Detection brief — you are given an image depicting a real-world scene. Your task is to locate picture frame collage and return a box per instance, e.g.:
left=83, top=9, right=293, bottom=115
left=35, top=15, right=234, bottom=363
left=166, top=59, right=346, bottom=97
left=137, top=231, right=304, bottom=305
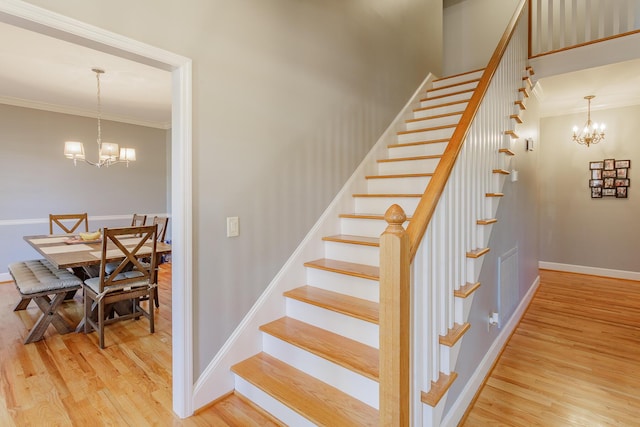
left=589, top=159, right=631, bottom=198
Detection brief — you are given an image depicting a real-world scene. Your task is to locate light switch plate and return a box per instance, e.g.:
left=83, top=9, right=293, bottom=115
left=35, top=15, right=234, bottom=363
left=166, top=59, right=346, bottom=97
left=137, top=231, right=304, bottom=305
left=227, top=216, right=239, bottom=237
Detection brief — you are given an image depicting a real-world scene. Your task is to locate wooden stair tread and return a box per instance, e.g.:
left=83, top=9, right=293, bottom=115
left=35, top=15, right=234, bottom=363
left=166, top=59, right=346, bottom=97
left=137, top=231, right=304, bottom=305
left=477, top=218, right=497, bottom=225
left=454, top=282, right=481, bottom=298
left=232, top=353, right=378, bottom=426
left=405, top=110, right=464, bottom=124
left=420, top=88, right=475, bottom=102
left=514, top=100, right=526, bottom=110
left=413, top=99, right=469, bottom=113
left=339, top=213, right=412, bottom=221
left=439, top=322, right=470, bottom=347
left=365, top=173, right=434, bottom=180
left=397, top=123, right=456, bottom=136
left=352, top=193, right=422, bottom=198
left=504, top=130, right=519, bottom=139
left=388, top=138, right=449, bottom=149
left=526, top=65, right=535, bottom=75
left=466, top=247, right=490, bottom=258
left=322, top=234, right=379, bottom=247
left=427, top=78, right=480, bottom=93
left=433, top=68, right=484, bottom=83
left=499, top=148, right=515, bottom=156
left=522, top=76, right=533, bottom=87
left=377, top=154, right=442, bottom=163
left=492, top=169, right=510, bottom=175
left=510, top=114, right=523, bottom=124
left=304, top=258, right=379, bottom=281
left=486, top=192, right=504, bottom=197
left=518, top=87, right=530, bottom=97
left=421, top=371, right=458, bottom=407
left=284, top=285, right=379, bottom=324
left=260, top=317, right=379, bottom=381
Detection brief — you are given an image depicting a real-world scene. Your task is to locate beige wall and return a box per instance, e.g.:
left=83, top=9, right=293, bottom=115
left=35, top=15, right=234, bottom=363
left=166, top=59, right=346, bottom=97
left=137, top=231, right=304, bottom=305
left=0, top=104, right=168, bottom=270
left=19, top=0, right=443, bottom=376
left=443, top=0, right=520, bottom=75
left=540, top=104, right=640, bottom=272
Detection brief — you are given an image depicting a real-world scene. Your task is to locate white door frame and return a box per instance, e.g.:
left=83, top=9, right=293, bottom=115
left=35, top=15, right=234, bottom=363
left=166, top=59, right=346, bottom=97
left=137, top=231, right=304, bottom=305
left=0, top=0, right=194, bottom=418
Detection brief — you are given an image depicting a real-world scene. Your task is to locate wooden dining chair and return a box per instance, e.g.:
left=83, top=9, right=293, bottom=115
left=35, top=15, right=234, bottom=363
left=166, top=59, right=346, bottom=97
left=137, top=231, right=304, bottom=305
left=82, top=225, right=158, bottom=349
left=131, top=213, right=147, bottom=227
left=152, top=216, right=168, bottom=243
left=49, top=213, right=89, bottom=234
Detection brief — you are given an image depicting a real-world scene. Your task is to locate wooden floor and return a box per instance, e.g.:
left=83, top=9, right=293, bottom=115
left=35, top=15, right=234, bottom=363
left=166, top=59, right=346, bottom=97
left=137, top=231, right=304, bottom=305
left=461, top=269, right=640, bottom=426
left=0, top=263, right=281, bottom=426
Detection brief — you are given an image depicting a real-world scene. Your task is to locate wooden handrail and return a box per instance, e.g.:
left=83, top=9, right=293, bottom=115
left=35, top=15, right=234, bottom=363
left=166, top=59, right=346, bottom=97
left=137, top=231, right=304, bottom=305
left=405, top=0, right=528, bottom=261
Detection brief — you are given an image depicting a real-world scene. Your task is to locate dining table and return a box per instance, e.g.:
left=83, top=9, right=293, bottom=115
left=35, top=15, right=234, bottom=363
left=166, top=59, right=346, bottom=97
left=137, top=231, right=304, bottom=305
left=24, top=234, right=171, bottom=280
left=23, top=233, right=171, bottom=332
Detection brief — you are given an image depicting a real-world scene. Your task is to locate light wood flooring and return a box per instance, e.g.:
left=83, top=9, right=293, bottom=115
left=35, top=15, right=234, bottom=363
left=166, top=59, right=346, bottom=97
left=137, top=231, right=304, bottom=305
left=0, top=263, right=281, bottom=426
left=461, top=269, right=640, bottom=426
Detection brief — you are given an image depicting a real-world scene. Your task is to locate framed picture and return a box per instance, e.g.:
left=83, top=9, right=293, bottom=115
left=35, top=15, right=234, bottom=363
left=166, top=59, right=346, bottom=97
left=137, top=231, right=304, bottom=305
left=590, top=161, right=604, bottom=170
left=616, top=186, right=628, bottom=198
left=589, top=179, right=603, bottom=188
left=617, top=168, right=628, bottom=178
left=604, top=177, right=615, bottom=188
left=615, top=160, right=631, bottom=169
left=604, top=159, right=615, bottom=170
left=615, top=178, right=630, bottom=187
left=591, top=187, right=603, bottom=198
left=591, top=169, right=602, bottom=179
left=603, top=170, right=617, bottom=178
left=603, top=188, right=616, bottom=197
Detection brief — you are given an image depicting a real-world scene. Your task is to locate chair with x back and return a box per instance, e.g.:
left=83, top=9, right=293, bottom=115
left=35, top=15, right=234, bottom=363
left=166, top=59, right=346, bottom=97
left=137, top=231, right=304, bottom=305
left=131, top=213, right=147, bottom=227
left=49, top=213, right=89, bottom=234
left=82, top=224, right=158, bottom=349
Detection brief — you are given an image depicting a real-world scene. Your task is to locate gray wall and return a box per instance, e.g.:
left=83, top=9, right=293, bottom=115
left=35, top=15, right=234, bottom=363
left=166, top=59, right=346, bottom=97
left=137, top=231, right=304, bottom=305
left=540, top=104, right=640, bottom=271
left=443, top=0, right=520, bottom=75
left=0, top=104, right=168, bottom=268
left=446, top=93, right=541, bottom=411
left=20, top=0, right=444, bottom=376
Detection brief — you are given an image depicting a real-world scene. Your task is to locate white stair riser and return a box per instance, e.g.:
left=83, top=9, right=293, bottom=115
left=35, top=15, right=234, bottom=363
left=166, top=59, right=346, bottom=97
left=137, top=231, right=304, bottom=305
left=367, top=176, right=431, bottom=194
left=426, top=81, right=478, bottom=97
left=477, top=223, right=494, bottom=250
left=262, top=334, right=379, bottom=409
left=466, top=256, right=487, bottom=284
left=413, top=102, right=468, bottom=120
left=378, top=157, right=440, bottom=174
left=404, top=114, right=462, bottom=131
left=439, top=339, right=462, bottom=375
left=324, top=241, right=379, bottom=266
left=420, top=92, right=472, bottom=108
left=340, top=217, right=406, bottom=239
left=388, top=141, right=448, bottom=158
left=421, top=398, right=448, bottom=427
left=455, top=293, right=477, bottom=325
left=397, top=127, right=455, bottom=144
left=286, top=298, right=379, bottom=348
left=306, top=267, right=379, bottom=302
left=235, top=377, right=315, bottom=427
left=354, top=197, right=420, bottom=216
left=432, top=70, right=484, bottom=88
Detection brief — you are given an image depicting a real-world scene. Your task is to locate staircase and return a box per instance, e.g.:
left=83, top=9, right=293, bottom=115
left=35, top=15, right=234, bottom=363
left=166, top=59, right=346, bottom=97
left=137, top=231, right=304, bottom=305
left=213, top=69, right=504, bottom=425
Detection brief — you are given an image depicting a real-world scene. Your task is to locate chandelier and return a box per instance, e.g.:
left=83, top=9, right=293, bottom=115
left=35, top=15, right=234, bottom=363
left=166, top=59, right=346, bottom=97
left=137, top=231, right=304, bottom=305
left=64, top=68, right=136, bottom=167
left=572, top=95, right=605, bottom=147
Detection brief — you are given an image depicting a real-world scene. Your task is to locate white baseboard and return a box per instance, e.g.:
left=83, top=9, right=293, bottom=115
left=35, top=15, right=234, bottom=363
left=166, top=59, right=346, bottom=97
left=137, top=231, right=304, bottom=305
left=539, top=261, right=640, bottom=281
left=441, top=275, right=540, bottom=427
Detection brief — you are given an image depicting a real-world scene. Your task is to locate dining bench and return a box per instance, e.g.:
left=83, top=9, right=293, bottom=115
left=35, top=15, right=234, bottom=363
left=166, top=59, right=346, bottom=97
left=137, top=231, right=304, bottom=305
left=8, top=259, right=82, bottom=344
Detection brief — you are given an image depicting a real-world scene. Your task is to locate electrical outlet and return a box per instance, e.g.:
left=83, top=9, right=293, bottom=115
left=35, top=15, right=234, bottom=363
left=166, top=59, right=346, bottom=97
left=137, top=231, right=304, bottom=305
left=227, top=217, right=239, bottom=237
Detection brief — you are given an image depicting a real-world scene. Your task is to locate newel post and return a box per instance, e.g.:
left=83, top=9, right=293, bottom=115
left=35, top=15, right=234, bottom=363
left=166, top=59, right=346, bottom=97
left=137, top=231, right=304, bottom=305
left=379, top=204, right=410, bottom=426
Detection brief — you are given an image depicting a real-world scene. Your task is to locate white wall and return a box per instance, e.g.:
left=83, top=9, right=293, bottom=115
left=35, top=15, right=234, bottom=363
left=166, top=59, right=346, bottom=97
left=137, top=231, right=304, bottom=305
left=18, top=0, right=444, bottom=376
left=443, top=0, right=520, bottom=75
left=0, top=103, right=169, bottom=270
left=539, top=104, right=640, bottom=273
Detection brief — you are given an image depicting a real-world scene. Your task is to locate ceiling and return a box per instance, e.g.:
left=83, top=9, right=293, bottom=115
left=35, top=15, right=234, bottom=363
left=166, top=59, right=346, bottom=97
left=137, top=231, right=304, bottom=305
left=0, top=21, right=172, bottom=129
left=1, top=20, right=640, bottom=130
